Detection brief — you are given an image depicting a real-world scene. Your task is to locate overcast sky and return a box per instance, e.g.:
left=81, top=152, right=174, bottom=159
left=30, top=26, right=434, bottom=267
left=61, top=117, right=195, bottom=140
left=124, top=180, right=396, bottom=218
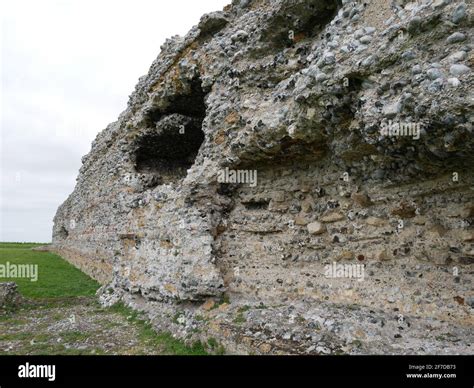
left=0, top=0, right=230, bottom=243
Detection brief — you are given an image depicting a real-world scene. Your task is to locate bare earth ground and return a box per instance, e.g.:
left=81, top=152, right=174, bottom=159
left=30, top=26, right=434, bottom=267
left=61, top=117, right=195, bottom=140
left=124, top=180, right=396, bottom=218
left=0, top=297, right=163, bottom=355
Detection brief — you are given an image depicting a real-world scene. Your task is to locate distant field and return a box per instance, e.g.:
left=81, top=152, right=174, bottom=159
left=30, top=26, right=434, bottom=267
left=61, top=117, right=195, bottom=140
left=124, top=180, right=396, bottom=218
left=0, top=242, right=99, bottom=298
left=0, top=242, right=47, bottom=249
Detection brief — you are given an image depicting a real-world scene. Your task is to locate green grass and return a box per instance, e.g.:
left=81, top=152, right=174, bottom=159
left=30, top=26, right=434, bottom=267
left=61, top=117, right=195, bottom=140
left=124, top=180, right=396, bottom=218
left=233, top=305, right=250, bottom=325
left=109, top=303, right=208, bottom=355
left=59, top=331, right=90, bottom=342
left=207, top=337, right=225, bottom=355
left=233, top=311, right=246, bottom=325
left=0, top=242, right=99, bottom=298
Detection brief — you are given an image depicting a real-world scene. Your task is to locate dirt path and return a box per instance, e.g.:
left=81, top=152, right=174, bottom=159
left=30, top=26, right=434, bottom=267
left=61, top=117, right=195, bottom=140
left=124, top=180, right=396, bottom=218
left=0, top=297, right=164, bottom=355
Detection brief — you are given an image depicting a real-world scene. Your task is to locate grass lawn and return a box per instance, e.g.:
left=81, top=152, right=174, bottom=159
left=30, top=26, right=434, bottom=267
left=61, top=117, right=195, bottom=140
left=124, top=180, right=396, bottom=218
left=0, top=242, right=100, bottom=298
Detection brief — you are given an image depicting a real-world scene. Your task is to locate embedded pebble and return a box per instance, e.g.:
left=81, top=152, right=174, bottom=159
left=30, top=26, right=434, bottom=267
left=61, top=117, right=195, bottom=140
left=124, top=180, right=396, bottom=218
left=447, top=32, right=466, bottom=44
left=450, top=64, right=470, bottom=76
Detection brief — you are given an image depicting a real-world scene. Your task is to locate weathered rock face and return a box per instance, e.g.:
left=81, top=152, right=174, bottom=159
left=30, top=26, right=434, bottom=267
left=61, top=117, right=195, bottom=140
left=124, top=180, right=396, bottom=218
left=0, top=283, right=21, bottom=309
left=52, top=0, right=474, bottom=354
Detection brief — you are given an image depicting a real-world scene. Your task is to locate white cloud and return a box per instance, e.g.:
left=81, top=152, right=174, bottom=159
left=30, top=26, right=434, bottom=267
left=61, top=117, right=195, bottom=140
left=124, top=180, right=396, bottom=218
left=1, top=0, right=230, bottom=242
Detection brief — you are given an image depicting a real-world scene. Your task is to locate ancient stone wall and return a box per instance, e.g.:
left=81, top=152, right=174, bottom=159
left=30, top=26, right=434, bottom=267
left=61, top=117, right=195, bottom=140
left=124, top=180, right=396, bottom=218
left=53, top=0, right=473, bottom=354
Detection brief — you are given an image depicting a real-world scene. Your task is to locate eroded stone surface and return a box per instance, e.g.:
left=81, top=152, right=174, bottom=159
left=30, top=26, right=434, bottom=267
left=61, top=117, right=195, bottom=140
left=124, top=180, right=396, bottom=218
left=52, top=0, right=474, bottom=354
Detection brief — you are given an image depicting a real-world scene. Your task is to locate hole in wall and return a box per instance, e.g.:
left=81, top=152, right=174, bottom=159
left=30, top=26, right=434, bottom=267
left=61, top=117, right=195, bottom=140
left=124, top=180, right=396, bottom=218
left=133, top=78, right=207, bottom=186
left=242, top=200, right=270, bottom=211
left=134, top=115, right=205, bottom=183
